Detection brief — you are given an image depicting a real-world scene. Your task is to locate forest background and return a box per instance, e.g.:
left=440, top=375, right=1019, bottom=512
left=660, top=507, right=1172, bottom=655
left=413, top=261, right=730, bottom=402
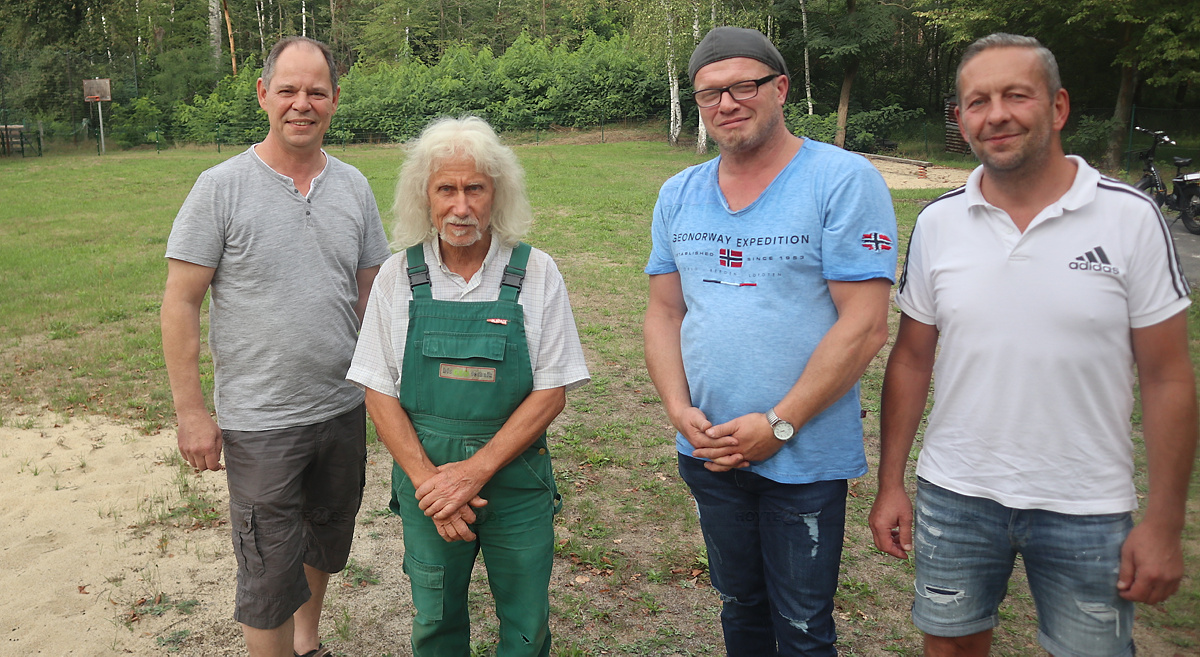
left=2, top=0, right=1198, bottom=166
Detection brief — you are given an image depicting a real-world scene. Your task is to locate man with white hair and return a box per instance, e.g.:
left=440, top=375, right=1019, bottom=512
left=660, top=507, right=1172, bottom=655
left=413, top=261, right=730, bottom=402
left=347, top=116, right=589, bottom=656
left=162, top=36, right=390, bottom=657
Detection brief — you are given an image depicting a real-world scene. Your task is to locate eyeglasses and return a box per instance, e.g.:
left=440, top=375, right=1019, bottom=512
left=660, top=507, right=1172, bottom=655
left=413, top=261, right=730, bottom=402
left=692, top=74, right=781, bottom=108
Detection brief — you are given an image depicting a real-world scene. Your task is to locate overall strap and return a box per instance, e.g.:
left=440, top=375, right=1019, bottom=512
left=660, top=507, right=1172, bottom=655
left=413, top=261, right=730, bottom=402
left=406, top=244, right=432, bottom=299
left=499, top=242, right=531, bottom=303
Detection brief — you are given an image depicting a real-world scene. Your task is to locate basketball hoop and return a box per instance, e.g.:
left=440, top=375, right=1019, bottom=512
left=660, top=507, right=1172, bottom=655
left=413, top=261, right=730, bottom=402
left=85, top=95, right=101, bottom=103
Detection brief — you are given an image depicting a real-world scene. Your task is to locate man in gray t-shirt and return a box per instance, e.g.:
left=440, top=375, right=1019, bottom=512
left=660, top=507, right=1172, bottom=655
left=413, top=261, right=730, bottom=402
left=161, top=37, right=390, bottom=657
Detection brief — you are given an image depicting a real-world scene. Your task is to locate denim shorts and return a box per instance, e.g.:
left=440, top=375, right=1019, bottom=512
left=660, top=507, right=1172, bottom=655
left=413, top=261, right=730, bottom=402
left=911, top=478, right=1134, bottom=657
left=222, top=404, right=367, bottom=629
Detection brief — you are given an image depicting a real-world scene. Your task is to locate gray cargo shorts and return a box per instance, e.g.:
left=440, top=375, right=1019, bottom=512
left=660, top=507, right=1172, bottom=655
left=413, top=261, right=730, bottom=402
left=222, top=404, right=367, bottom=629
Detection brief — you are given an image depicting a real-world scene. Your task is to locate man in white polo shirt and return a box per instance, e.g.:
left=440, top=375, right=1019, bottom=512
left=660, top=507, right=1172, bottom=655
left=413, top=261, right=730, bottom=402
left=869, top=33, right=1196, bottom=656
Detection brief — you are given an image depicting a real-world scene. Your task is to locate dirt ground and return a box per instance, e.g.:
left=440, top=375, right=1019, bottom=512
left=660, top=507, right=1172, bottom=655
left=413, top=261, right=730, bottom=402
left=0, top=160, right=973, bottom=657
left=0, top=412, right=725, bottom=656
left=17, top=158, right=1191, bottom=657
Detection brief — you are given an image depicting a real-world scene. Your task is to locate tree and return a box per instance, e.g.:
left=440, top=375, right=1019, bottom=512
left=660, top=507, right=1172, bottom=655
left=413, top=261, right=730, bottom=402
left=782, top=0, right=899, bottom=148
left=915, top=0, right=1200, bottom=168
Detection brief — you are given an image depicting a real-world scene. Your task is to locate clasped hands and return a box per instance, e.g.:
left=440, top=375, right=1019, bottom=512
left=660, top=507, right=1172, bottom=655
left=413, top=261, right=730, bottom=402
left=413, top=461, right=489, bottom=543
left=675, top=406, right=785, bottom=472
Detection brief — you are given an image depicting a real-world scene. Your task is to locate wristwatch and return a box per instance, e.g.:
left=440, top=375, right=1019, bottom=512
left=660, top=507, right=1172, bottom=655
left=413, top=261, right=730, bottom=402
left=766, top=408, right=795, bottom=442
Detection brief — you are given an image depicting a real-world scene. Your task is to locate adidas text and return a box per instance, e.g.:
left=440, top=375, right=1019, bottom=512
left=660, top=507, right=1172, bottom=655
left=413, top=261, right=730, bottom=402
left=1068, top=261, right=1120, bottom=274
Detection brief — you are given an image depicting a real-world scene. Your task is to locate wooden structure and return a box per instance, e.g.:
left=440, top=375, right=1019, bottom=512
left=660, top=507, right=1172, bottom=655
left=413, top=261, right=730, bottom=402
left=1, top=124, right=25, bottom=156
left=944, top=97, right=971, bottom=154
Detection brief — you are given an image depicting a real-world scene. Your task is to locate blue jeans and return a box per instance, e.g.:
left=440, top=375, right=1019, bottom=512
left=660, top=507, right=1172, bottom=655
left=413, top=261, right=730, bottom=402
left=912, top=478, right=1134, bottom=657
left=678, top=454, right=847, bottom=656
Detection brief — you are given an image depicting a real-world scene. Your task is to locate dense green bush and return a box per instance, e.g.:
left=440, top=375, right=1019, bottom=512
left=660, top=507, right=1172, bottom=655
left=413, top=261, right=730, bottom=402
left=172, top=59, right=265, bottom=143
left=785, top=104, right=924, bottom=152
left=109, top=97, right=164, bottom=147
left=1064, top=115, right=1121, bottom=162
left=173, top=33, right=668, bottom=144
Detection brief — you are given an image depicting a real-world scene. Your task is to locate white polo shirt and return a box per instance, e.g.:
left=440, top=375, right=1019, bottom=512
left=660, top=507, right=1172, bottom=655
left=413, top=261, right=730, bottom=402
left=897, top=156, right=1190, bottom=515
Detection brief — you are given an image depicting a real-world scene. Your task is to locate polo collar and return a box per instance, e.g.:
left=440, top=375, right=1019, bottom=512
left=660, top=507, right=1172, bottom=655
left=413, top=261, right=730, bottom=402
left=964, top=155, right=1099, bottom=219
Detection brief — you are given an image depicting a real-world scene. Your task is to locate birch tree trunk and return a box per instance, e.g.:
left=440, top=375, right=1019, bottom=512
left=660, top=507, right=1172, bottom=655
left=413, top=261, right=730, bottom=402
left=800, top=0, right=814, bottom=114
left=302, top=0, right=308, bottom=37
left=329, top=0, right=336, bottom=50
left=666, top=10, right=681, bottom=146
left=209, top=0, right=222, bottom=66
left=256, top=0, right=267, bottom=60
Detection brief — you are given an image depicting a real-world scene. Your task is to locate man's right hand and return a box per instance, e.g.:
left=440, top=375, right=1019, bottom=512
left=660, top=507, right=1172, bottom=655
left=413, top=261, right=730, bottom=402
left=177, top=411, right=224, bottom=471
left=673, top=406, right=715, bottom=449
left=433, top=506, right=483, bottom=543
left=869, top=486, right=914, bottom=559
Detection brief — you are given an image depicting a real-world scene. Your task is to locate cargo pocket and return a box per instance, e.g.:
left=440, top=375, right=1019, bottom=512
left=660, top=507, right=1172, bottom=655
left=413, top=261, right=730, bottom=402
left=230, top=500, right=266, bottom=578
left=403, top=553, right=445, bottom=622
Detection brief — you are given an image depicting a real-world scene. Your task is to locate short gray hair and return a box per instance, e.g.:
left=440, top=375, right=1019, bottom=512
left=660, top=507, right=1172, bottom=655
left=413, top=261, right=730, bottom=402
left=392, top=116, right=534, bottom=249
left=262, top=37, right=338, bottom=90
left=955, top=33, right=1060, bottom=102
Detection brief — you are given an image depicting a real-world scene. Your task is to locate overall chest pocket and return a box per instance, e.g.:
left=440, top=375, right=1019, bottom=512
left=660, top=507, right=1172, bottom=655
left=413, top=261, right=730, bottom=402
left=409, top=330, right=531, bottom=421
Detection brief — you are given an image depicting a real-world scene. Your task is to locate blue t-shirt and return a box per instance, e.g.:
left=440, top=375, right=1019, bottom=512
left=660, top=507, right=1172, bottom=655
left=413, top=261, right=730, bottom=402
left=645, top=139, right=898, bottom=483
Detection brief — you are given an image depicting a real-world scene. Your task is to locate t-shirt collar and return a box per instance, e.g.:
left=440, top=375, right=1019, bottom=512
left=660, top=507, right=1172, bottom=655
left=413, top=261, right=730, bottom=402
left=248, top=144, right=329, bottom=196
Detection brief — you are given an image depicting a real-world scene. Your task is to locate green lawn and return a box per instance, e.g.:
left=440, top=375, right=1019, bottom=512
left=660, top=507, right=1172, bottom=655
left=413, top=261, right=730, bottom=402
left=1, top=140, right=1197, bottom=654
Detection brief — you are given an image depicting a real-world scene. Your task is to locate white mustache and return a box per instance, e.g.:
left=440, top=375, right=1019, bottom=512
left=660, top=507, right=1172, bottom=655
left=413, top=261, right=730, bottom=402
left=444, top=216, right=479, bottom=228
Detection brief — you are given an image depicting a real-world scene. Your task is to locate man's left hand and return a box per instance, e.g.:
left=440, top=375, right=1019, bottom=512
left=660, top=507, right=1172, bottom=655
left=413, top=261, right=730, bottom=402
left=693, top=413, right=785, bottom=471
left=415, top=461, right=489, bottom=521
left=1117, top=520, right=1184, bottom=604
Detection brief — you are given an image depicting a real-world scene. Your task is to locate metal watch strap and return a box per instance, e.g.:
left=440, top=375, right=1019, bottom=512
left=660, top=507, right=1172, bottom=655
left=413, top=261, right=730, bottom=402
left=766, top=407, right=794, bottom=441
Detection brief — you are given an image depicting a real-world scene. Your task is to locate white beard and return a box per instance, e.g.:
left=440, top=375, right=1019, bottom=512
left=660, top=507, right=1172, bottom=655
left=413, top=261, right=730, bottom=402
left=439, top=215, right=483, bottom=247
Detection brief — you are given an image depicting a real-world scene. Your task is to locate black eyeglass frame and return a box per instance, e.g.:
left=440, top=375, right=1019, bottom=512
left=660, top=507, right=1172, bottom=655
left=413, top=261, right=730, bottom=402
left=691, top=74, right=781, bottom=108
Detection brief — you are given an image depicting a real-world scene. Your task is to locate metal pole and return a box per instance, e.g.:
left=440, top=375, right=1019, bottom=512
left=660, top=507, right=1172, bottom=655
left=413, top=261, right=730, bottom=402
left=97, top=100, right=106, bottom=155
left=1125, top=105, right=1136, bottom=174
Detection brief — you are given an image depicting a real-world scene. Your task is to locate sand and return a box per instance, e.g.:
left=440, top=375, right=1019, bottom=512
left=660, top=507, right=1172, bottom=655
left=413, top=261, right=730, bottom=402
left=0, top=415, right=235, bottom=654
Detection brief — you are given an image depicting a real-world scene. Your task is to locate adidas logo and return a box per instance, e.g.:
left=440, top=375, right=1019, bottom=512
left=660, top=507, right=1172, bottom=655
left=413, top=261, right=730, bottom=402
left=1068, top=246, right=1121, bottom=274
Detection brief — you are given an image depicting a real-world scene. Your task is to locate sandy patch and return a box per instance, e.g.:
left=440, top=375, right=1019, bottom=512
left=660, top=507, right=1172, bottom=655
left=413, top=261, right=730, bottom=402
left=0, top=415, right=232, bottom=654
left=867, top=156, right=972, bottom=190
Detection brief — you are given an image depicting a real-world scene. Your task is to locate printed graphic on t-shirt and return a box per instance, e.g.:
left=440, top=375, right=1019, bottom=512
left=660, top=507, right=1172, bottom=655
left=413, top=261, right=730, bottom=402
left=672, top=230, right=812, bottom=285
left=861, top=232, right=893, bottom=251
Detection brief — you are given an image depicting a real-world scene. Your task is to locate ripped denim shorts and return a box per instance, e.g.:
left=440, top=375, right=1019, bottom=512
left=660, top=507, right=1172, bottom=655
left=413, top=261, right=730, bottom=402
left=911, top=477, right=1134, bottom=657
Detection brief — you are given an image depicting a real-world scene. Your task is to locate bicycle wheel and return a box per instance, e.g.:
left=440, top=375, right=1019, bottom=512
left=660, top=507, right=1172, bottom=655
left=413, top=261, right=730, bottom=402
left=1180, top=187, right=1200, bottom=235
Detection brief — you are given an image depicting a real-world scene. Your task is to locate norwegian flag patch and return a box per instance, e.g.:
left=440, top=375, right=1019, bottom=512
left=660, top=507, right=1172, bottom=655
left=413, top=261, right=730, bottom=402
left=861, top=232, right=893, bottom=251
left=719, top=248, right=743, bottom=267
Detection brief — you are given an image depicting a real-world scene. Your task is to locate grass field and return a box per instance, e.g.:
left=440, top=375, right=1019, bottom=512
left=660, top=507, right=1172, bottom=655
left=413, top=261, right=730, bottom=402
left=1, top=138, right=1198, bottom=655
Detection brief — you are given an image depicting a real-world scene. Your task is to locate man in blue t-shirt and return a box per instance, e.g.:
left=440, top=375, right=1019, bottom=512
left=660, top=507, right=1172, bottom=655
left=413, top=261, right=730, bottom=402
left=644, top=27, right=897, bottom=655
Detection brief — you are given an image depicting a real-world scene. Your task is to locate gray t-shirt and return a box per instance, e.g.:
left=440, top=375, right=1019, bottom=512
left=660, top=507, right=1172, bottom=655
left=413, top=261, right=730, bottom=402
left=166, top=147, right=392, bottom=431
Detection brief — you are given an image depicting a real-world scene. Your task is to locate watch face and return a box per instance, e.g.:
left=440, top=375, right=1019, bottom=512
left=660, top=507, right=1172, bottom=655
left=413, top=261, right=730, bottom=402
left=773, top=421, right=794, bottom=441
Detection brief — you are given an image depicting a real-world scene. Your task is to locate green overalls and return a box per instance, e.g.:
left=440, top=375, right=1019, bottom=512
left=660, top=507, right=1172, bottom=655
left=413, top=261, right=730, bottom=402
left=393, top=242, right=559, bottom=657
